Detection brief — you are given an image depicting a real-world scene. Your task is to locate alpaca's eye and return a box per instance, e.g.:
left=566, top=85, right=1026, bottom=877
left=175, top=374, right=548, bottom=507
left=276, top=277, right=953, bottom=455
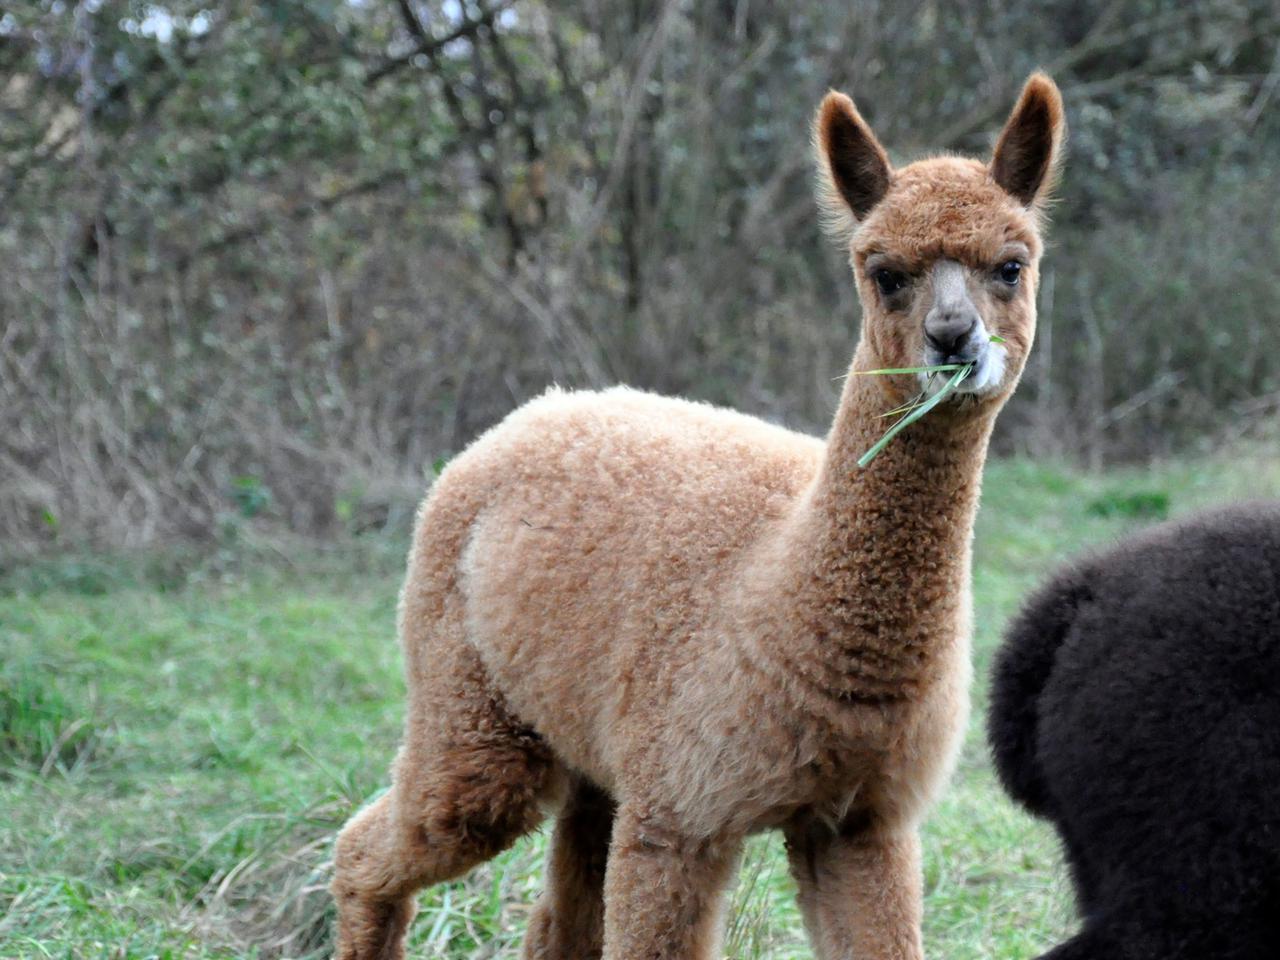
left=873, top=268, right=908, bottom=297
left=998, top=261, right=1022, bottom=285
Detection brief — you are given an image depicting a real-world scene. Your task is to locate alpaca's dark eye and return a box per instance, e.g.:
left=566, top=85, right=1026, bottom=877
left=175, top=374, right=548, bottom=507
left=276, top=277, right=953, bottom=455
left=998, top=261, right=1022, bottom=285
left=873, top=268, right=908, bottom=297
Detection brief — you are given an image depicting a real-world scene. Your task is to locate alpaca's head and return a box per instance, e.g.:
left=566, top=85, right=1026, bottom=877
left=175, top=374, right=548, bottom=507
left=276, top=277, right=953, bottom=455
left=816, top=73, right=1065, bottom=405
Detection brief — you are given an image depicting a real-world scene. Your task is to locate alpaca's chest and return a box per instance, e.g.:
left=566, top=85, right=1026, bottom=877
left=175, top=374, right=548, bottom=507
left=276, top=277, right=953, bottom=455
left=656, top=635, right=971, bottom=838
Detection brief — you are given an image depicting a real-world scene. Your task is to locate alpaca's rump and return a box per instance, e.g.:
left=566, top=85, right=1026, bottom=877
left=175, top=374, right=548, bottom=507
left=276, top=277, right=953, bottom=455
left=988, top=568, right=1092, bottom=817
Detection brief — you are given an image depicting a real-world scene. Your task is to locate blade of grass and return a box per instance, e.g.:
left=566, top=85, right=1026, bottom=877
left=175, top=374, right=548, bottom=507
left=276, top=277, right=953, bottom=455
left=857, top=363, right=973, bottom=468
left=872, top=369, right=948, bottom=425
left=836, top=334, right=1004, bottom=380
left=833, top=362, right=966, bottom=383
left=854, top=364, right=967, bottom=376
left=879, top=391, right=930, bottom=419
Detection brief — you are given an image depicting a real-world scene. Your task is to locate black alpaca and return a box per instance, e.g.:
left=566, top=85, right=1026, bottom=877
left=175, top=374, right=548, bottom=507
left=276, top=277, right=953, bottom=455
left=989, top=502, right=1280, bottom=960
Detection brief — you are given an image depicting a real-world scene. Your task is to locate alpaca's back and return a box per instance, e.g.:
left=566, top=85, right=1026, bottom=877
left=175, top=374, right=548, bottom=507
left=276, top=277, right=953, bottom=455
left=990, top=503, right=1280, bottom=956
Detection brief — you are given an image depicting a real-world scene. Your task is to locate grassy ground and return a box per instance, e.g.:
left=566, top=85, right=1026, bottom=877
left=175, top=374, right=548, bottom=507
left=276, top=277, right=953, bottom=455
left=4, top=451, right=1279, bottom=959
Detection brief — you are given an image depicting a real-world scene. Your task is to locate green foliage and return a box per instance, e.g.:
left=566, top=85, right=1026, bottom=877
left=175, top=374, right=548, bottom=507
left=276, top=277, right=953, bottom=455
left=229, top=475, right=273, bottom=519
left=0, top=557, right=128, bottom=598
left=0, top=663, right=103, bottom=775
left=1086, top=490, right=1171, bottom=519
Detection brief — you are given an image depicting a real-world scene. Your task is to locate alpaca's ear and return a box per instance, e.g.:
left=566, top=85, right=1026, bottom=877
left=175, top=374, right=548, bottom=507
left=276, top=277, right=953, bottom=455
left=814, top=91, right=892, bottom=230
left=991, top=72, right=1066, bottom=208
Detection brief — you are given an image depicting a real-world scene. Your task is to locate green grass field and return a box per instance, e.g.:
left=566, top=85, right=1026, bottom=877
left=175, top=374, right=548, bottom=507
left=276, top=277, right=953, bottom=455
left=4, top=453, right=1279, bottom=959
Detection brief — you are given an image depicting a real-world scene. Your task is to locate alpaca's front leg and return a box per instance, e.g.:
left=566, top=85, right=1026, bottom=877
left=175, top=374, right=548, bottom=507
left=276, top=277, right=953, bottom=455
left=784, top=816, right=923, bottom=960
left=601, top=806, right=742, bottom=960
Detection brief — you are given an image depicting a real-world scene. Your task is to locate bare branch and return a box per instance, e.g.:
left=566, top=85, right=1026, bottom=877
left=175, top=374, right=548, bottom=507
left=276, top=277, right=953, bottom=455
left=365, top=1, right=516, bottom=85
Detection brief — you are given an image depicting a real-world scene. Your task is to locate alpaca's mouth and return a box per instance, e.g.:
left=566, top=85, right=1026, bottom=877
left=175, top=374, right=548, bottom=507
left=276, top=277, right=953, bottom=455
left=955, top=343, right=1008, bottom=395
left=920, top=340, right=1008, bottom=399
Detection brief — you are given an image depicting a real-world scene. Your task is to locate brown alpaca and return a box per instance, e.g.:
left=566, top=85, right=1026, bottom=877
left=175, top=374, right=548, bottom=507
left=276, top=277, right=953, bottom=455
left=331, top=73, right=1065, bottom=960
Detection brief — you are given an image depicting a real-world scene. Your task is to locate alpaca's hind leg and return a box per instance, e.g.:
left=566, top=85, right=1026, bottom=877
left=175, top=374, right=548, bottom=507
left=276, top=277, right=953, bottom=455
left=600, top=804, right=742, bottom=960
left=330, top=790, right=426, bottom=959
left=331, top=641, right=554, bottom=960
left=784, top=814, right=922, bottom=960
left=522, top=779, right=615, bottom=960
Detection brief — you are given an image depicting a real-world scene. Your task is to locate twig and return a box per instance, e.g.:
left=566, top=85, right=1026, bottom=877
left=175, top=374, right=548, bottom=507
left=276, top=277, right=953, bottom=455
left=365, top=2, right=516, bottom=85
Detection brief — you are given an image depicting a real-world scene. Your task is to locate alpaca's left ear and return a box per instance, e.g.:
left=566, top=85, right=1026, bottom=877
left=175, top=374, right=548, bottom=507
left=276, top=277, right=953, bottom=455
left=991, top=72, right=1066, bottom=208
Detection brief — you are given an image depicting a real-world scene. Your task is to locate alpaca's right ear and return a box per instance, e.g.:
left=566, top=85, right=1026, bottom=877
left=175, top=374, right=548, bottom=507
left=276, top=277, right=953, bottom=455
left=814, top=91, right=892, bottom=233
left=991, top=72, right=1066, bottom=208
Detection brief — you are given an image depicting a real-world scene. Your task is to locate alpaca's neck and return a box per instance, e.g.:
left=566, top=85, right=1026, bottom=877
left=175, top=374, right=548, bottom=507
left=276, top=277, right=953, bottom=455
left=767, top=343, right=997, bottom=700
left=814, top=345, right=996, bottom=561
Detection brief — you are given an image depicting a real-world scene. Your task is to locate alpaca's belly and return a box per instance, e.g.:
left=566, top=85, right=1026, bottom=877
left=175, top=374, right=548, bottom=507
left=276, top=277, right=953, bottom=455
left=657, top=711, right=908, bottom=838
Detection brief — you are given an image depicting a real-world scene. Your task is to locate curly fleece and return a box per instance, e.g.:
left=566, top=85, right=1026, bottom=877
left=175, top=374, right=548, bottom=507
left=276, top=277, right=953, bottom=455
left=990, top=502, right=1280, bottom=960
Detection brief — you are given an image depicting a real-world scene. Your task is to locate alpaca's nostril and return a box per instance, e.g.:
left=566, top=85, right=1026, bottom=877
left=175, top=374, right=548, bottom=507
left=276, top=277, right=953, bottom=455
left=924, top=330, right=953, bottom=353
left=925, top=314, right=979, bottom=356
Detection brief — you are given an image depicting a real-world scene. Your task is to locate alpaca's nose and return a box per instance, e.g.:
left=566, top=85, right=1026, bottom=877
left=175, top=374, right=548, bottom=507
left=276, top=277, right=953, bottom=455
left=925, top=311, right=979, bottom=356
left=925, top=259, right=982, bottom=358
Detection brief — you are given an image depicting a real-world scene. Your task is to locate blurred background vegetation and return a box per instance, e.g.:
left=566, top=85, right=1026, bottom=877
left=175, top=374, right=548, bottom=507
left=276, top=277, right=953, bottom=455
left=3, top=0, right=1279, bottom=552
left=4, top=4, right=1280, bottom=957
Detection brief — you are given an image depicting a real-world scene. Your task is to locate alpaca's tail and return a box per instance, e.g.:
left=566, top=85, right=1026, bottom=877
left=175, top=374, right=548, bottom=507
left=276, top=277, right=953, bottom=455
left=987, top=567, right=1092, bottom=818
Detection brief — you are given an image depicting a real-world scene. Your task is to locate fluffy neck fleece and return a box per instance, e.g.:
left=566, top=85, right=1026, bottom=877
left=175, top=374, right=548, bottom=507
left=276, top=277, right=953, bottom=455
left=769, top=343, right=997, bottom=704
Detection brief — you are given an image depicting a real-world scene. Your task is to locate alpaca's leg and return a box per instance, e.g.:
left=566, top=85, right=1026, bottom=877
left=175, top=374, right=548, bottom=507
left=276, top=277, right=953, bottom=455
left=600, top=805, right=742, bottom=960
left=331, top=639, right=554, bottom=960
left=784, top=815, right=923, bottom=960
left=522, top=780, right=615, bottom=960
left=330, top=790, right=423, bottom=960
left=784, top=818, right=832, bottom=956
